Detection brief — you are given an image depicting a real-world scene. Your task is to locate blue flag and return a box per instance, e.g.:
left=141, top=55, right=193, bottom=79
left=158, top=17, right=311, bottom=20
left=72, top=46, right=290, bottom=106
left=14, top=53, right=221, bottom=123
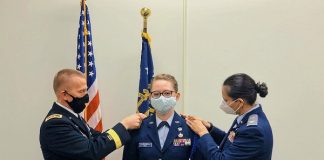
left=137, top=33, right=154, bottom=115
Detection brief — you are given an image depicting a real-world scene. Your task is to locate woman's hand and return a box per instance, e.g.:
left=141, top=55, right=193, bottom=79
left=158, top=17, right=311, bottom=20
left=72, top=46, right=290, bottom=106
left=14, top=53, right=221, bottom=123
left=181, top=113, right=211, bottom=129
left=185, top=118, right=209, bottom=137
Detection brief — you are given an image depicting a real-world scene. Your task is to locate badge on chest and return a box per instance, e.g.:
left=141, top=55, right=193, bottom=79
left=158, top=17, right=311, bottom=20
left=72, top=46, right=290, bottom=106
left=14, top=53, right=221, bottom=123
left=228, top=131, right=236, bottom=143
left=173, top=138, right=191, bottom=146
left=138, top=142, right=153, bottom=148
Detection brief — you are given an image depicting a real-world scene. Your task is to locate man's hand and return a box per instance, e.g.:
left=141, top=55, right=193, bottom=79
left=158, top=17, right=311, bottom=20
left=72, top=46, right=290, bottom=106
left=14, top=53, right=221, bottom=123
left=121, top=113, right=147, bottom=130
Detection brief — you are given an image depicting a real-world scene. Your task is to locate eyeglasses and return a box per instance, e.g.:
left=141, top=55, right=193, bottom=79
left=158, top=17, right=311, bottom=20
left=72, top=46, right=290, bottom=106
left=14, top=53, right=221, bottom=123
left=150, top=90, right=176, bottom=99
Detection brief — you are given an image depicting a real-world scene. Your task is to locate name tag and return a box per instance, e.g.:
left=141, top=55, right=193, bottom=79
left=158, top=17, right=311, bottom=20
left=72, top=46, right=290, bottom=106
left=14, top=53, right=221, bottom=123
left=138, top=142, right=152, bottom=148
left=173, top=138, right=191, bottom=146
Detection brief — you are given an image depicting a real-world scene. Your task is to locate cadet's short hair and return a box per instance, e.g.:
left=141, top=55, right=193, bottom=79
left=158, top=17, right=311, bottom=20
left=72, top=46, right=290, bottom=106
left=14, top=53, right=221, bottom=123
left=53, top=69, right=84, bottom=94
left=151, top=74, right=178, bottom=92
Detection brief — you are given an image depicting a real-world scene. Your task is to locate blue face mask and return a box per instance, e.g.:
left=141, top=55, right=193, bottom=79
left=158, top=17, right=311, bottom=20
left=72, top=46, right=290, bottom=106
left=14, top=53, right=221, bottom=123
left=150, top=96, right=176, bottom=115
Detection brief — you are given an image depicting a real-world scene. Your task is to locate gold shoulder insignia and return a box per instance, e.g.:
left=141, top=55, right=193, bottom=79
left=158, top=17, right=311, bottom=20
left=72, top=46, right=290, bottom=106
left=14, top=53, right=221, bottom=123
left=45, top=114, right=62, bottom=122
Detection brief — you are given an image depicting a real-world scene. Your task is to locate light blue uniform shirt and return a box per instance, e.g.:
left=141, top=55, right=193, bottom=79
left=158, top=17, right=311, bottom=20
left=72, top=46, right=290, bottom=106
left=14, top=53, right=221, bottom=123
left=156, top=112, right=174, bottom=149
left=237, top=103, right=260, bottom=124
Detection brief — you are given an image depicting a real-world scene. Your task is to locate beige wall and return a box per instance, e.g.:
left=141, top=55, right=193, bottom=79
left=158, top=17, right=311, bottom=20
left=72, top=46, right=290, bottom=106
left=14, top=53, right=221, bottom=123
left=0, top=0, right=323, bottom=159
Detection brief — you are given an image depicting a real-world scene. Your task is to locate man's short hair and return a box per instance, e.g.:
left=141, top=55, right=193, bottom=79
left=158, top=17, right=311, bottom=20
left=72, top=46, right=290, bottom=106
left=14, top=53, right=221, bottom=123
left=53, top=69, right=84, bottom=94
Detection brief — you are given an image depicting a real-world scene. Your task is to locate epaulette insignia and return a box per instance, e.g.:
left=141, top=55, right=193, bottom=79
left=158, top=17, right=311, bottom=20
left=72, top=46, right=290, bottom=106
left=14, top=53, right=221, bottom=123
left=45, top=114, right=62, bottom=122
left=247, top=114, right=258, bottom=126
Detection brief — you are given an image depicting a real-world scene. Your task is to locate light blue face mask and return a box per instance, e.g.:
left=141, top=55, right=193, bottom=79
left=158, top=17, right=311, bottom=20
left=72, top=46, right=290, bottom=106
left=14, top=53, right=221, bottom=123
left=150, top=96, right=176, bottom=115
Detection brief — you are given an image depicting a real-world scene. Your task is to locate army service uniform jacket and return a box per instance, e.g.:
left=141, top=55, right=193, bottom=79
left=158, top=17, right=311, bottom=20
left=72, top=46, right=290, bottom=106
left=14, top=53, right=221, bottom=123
left=40, top=102, right=130, bottom=160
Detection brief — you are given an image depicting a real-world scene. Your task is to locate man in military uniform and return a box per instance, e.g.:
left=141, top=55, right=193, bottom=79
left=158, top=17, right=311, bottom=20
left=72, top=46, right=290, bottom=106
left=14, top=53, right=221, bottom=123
left=40, top=69, right=146, bottom=160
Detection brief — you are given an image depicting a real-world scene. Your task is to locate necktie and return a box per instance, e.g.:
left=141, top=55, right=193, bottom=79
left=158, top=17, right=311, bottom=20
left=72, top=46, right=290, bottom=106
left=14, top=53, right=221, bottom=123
left=78, top=115, right=84, bottom=123
left=78, top=115, right=88, bottom=131
left=157, top=121, right=170, bottom=148
left=157, top=121, right=170, bottom=130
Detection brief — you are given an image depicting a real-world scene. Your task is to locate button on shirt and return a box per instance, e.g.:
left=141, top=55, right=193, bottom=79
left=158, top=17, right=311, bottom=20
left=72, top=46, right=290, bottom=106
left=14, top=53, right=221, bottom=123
left=156, top=113, right=174, bottom=149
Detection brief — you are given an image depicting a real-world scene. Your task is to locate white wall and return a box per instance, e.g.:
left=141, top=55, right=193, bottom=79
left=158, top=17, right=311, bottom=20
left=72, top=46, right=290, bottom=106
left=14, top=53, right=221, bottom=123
left=185, top=0, right=324, bottom=159
left=0, top=0, right=323, bottom=159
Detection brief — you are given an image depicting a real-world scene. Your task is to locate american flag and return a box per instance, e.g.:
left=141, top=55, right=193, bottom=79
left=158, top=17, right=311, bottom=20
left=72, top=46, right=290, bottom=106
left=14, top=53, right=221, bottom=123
left=76, top=0, right=103, bottom=132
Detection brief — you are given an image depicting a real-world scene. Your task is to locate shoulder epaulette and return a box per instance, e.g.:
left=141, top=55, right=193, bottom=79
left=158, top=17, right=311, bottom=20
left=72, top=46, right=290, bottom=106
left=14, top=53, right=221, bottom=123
left=247, top=114, right=258, bottom=126
left=45, top=114, right=62, bottom=122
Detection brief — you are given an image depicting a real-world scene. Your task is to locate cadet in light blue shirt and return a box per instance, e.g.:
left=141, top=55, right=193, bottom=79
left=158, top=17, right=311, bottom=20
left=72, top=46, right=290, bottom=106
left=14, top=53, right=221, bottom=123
left=123, top=74, right=201, bottom=160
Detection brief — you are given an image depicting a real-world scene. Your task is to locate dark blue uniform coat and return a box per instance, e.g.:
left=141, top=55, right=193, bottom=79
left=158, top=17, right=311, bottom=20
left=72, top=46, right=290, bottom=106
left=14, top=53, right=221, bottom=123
left=40, top=103, right=130, bottom=160
left=123, top=112, right=202, bottom=160
left=197, top=106, right=273, bottom=160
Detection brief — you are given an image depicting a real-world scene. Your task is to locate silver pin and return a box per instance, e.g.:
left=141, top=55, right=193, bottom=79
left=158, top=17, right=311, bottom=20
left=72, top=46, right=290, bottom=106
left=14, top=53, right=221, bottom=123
left=178, top=127, right=183, bottom=132
left=175, top=121, right=180, bottom=124
left=149, top=121, right=154, bottom=125
left=178, top=133, right=183, bottom=138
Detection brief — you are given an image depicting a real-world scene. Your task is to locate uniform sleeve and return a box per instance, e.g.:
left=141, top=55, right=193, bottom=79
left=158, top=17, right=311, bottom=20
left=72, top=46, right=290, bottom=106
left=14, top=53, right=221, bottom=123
left=43, top=118, right=130, bottom=160
left=122, top=130, right=139, bottom=160
left=89, top=127, right=101, bottom=138
left=209, top=126, right=227, bottom=146
left=197, top=127, right=264, bottom=160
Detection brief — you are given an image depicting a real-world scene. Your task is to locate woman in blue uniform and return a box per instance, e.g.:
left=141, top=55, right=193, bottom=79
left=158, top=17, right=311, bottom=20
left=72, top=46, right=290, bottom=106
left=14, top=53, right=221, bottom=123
left=186, top=73, right=273, bottom=160
left=123, top=74, right=199, bottom=160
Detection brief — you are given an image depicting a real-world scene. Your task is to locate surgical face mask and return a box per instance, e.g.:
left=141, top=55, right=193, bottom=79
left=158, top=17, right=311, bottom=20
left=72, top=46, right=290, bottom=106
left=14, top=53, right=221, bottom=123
left=65, top=91, right=89, bottom=113
left=150, top=96, right=176, bottom=115
left=219, top=98, right=242, bottom=115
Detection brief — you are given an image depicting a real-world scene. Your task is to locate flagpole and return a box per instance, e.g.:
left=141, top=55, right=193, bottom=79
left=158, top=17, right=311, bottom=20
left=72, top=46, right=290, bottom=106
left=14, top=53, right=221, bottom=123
left=139, top=7, right=153, bottom=116
left=141, top=7, right=151, bottom=33
left=83, top=0, right=89, bottom=121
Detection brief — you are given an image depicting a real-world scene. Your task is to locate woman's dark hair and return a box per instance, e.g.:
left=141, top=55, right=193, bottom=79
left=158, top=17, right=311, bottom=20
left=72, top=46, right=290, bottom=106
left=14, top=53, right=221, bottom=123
left=223, top=73, right=268, bottom=105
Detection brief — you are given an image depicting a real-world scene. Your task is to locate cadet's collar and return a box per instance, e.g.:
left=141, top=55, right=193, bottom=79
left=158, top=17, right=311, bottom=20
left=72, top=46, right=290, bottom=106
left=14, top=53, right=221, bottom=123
left=55, top=101, right=79, bottom=118
left=236, top=103, right=260, bottom=124
left=156, top=111, right=174, bottom=127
